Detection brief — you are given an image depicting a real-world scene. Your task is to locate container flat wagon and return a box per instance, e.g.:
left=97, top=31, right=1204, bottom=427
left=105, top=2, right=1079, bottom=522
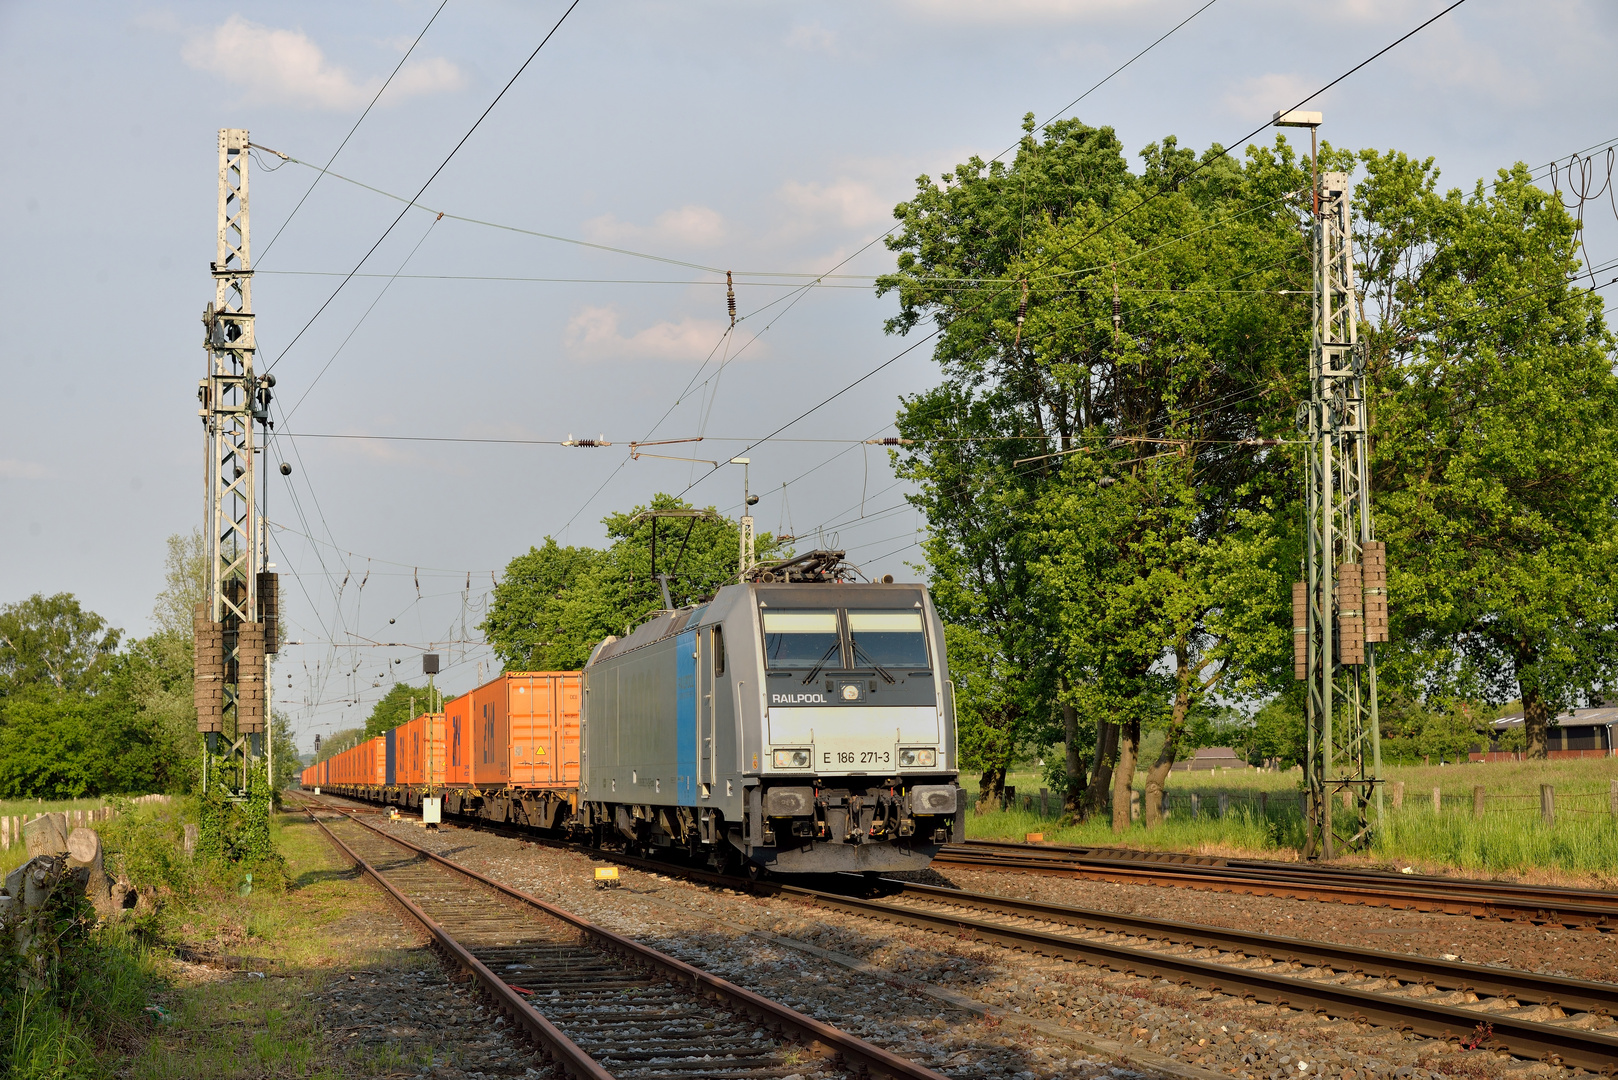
left=304, top=559, right=965, bottom=875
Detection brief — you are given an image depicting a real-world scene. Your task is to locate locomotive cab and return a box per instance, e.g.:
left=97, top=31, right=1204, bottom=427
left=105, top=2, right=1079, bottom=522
left=580, top=553, right=964, bottom=874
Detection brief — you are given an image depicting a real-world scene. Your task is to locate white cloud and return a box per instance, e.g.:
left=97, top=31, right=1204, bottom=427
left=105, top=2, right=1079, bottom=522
left=0, top=459, right=50, bottom=480
left=564, top=306, right=738, bottom=363
left=1221, top=72, right=1317, bottom=124
left=582, top=205, right=727, bottom=249
left=181, top=16, right=464, bottom=111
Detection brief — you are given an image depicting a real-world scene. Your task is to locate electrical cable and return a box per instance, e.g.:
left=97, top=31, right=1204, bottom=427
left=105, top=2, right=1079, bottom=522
left=263, top=0, right=584, bottom=376
left=255, top=0, right=451, bottom=264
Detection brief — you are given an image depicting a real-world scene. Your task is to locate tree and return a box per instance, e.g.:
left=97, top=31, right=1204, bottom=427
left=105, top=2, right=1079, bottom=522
left=0, top=690, right=164, bottom=798
left=1359, top=153, right=1618, bottom=759
left=364, top=681, right=445, bottom=739
left=482, top=496, right=779, bottom=672
left=0, top=593, right=122, bottom=696
left=152, top=529, right=208, bottom=639
left=882, top=119, right=1313, bottom=827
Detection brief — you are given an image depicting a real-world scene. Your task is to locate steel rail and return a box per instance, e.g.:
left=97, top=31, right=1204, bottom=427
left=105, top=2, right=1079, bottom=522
left=780, top=886, right=1618, bottom=1072
left=303, top=794, right=1618, bottom=1071
left=936, top=841, right=1618, bottom=928
left=301, top=804, right=614, bottom=1080
left=884, top=879, right=1618, bottom=1016
left=303, top=798, right=952, bottom=1080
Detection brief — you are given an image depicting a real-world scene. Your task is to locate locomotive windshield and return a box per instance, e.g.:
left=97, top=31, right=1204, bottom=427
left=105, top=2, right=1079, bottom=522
left=762, top=610, right=841, bottom=669
left=847, top=610, right=929, bottom=668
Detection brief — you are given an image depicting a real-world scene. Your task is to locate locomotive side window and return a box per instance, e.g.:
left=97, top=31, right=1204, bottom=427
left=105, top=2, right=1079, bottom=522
left=847, top=610, right=929, bottom=668
left=762, top=610, right=841, bottom=669
left=712, top=625, right=726, bottom=675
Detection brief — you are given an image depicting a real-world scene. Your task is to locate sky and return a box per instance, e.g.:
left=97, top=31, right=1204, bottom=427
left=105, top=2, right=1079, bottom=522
left=3, top=0, right=1616, bottom=749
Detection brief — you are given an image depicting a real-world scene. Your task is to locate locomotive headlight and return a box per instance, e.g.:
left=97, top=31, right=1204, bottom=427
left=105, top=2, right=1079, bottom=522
left=899, top=748, right=936, bottom=768
left=774, top=749, right=812, bottom=769
left=840, top=683, right=861, bottom=701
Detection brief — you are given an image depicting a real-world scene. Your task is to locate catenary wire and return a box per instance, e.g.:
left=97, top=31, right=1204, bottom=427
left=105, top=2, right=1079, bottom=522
left=262, top=0, right=584, bottom=376
left=255, top=0, right=451, bottom=264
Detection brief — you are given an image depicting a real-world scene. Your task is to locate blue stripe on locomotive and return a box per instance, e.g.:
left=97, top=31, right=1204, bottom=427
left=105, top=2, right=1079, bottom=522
left=676, top=627, right=697, bottom=806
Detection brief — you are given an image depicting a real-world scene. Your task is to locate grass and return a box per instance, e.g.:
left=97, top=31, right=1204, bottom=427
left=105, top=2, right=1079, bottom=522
left=123, top=808, right=440, bottom=1079
left=968, top=757, right=1618, bottom=883
left=0, top=798, right=160, bottom=876
left=3, top=795, right=447, bottom=1077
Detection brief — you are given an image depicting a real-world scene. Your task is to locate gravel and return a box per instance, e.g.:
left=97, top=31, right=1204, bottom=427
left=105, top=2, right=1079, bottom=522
left=360, top=816, right=1602, bottom=1080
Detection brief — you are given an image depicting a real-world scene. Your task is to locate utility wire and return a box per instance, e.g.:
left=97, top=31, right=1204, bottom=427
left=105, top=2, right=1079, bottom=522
left=256, top=0, right=451, bottom=263
left=264, top=0, right=584, bottom=375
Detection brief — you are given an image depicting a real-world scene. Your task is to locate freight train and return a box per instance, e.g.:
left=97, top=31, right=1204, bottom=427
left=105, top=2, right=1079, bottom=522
left=303, top=552, right=965, bottom=874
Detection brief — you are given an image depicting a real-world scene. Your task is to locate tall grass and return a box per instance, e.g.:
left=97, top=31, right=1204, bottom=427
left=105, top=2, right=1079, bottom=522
left=972, top=757, right=1618, bottom=878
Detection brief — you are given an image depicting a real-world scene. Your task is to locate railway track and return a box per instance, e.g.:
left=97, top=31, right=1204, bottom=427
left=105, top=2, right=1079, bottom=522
left=935, top=838, right=1618, bottom=929
left=305, top=794, right=1618, bottom=1071
left=793, top=880, right=1618, bottom=1072
left=299, top=800, right=949, bottom=1080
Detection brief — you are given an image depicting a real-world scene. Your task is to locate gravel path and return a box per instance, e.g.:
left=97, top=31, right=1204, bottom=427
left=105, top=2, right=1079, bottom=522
left=359, top=815, right=1600, bottom=1080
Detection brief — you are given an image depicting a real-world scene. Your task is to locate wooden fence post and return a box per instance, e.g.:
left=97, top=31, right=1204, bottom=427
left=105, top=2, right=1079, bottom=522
left=1473, top=786, right=1485, bottom=820
left=1039, top=788, right=1049, bottom=817
left=1540, top=784, right=1555, bottom=826
left=1, top=815, right=8, bottom=850
left=1259, top=791, right=1268, bottom=817
left=1391, top=781, right=1405, bottom=809
left=1190, top=792, right=1200, bottom=820
left=1432, top=786, right=1442, bottom=814
left=1610, top=779, right=1618, bottom=818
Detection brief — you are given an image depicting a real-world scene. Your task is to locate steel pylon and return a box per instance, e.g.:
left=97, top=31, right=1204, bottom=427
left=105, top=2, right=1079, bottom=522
left=195, top=128, right=277, bottom=801
left=1280, top=112, right=1387, bottom=859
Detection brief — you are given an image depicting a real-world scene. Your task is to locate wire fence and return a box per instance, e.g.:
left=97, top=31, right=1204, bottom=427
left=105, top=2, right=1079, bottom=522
left=988, top=779, right=1618, bottom=827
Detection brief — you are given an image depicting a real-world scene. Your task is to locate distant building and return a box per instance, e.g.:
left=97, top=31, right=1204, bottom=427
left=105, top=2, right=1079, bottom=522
left=1171, top=747, right=1252, bottom=771
left=1471, top=707, right=1618, bottom=761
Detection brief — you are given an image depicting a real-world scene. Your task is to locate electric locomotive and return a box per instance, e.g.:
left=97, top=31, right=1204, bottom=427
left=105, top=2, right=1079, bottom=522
left=578, top=551, right=964, bottom=873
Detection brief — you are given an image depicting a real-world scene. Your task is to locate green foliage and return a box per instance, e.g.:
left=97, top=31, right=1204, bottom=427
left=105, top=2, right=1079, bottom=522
left=363, top=683, right=443, bottom=739
left=150, top=530, right=207, bottom=641
left=1360, top=152, right=1618, bottom=755
left=1251, top=693, right=1307, bottom=767
left=0, top=594, right=122, bottom=697
left=482, top=496, right=780, bottom=672
left=197, top=765, right=280, bottom=874
left=882, top=118, right=1318, bottom=812
left=0, top=691, right=166, bottom=799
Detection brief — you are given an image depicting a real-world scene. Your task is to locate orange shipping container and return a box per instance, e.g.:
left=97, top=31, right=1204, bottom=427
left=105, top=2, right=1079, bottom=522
left=444, top=695, right=472, bottom=786
left=394, top=714, right=446, bottom=787
left=470, top=672, right=581, bottom=789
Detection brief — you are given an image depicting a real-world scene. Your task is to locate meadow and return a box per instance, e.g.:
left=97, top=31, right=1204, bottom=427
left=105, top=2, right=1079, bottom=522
left=968, top=757, right=1618, bottom=883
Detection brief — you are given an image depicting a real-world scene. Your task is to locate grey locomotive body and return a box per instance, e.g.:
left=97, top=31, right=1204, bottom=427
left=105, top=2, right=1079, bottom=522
left=579, top=577, right=964, bottom=872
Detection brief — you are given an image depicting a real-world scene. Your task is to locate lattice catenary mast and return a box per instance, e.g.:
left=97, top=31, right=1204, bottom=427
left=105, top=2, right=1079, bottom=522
left=1276, top=111, right=1389, bottom=860
left=194, top=128, right=279, bottom=796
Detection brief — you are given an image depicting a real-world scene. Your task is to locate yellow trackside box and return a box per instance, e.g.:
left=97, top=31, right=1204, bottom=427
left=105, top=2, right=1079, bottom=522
left=593, top=866, right=620, bottom=888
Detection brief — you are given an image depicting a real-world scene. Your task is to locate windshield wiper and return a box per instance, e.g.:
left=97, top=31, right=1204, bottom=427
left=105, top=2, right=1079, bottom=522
left=801, top=640, right=843, bottom=685
left=851, top=641, right=897, bottom=683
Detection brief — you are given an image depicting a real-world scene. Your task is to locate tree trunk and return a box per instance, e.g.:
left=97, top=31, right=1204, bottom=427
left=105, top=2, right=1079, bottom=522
left=1522, top=684, right=1551, bottom=761
left=1144, top=644, right=1195, bottom=829
left=1084, top=721, right=1118, bottom=820
left=1110, top=719, right=1140, bottom=834
left=1060, top=690, right=1087, bottom=819
left=976, top=765, right=1007, bottom=813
